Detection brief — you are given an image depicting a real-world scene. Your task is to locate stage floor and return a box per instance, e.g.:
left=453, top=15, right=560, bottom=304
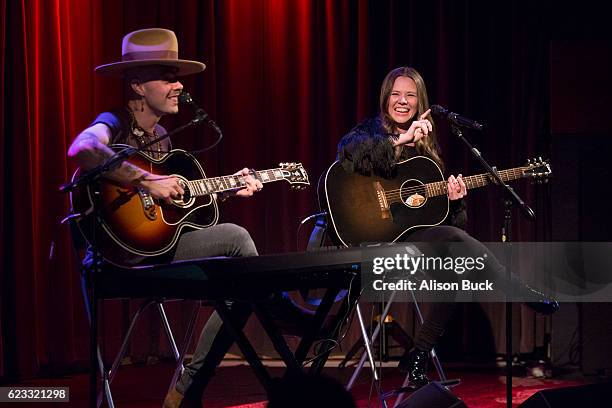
left=2, top=359, right=593, bottom=407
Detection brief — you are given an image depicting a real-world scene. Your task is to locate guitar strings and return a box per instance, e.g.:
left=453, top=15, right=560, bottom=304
left=381, top=169, right=521, bottom=200
left=381, top=168, right=526, bottom=203
left=382, top=168, right=526, bottom=201
left=186, top=167, right=305, bottom=196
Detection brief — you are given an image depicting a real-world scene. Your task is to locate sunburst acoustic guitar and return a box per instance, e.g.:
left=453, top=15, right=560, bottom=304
left=70, top=144, right=310, bottom=266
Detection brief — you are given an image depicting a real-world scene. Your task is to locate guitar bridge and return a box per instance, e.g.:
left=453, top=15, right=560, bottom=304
left=137, top=187, right=157, bottom=221
left=373, top=181, right=391, bottom=219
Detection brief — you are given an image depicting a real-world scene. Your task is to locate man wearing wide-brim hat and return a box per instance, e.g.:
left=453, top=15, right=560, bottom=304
left=67, top=28, right=267, bottom=408
left=69, top=27, right=316, bottom=408
left=69, top=27, right=317, bottom=407
left=69, top=27, right=264, bottom=194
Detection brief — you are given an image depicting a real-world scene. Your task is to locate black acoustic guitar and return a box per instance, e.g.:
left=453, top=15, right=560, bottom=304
left=70, top=144, right=309, bottom=266
left=320, top=156, right=551, bottom=247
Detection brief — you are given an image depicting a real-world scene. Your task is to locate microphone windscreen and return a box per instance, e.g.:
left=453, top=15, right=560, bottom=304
left=178, top=91, right=193, bottom=105
left=429, top=104, right=447, bottom=115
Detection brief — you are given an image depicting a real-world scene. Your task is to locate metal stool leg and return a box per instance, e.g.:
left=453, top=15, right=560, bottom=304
left=158, top=302, right=180, bottom=361
left=355, top=304, right=379, bottom=382
left=99, top=299, right=160, bottom=407
left=167, top=302, right=201, bottom=395
left=355, top=303, right=388, bottom=408
left=346, top=290, right=398, bottom=390
left=346, top=288, right=450, bottom=408
left=80, top=272, right=116, bottom=408
left=82, top=271, right=194, bottom=408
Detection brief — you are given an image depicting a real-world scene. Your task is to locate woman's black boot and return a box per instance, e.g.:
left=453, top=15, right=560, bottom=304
left=398, top=348, right=430, bottom=390
left=523, top=284, right=560, bottom=315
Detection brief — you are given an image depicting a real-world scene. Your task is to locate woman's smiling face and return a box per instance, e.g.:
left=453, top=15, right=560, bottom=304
left=387, top=76, right=418, bottom=125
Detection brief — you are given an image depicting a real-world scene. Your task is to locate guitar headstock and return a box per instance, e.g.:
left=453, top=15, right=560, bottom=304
left=278, top=162, right=310, bottom=189
left=523, top=157, right=552, bottom=183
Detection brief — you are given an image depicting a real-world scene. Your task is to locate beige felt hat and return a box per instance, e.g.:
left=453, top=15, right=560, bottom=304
left=95, top=28, right=205, bottom=77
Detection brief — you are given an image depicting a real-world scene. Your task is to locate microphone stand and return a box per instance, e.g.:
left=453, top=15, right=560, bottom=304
left=58, top=111, right=206, bottom=408
left=450, top=125, right=535, bottom=408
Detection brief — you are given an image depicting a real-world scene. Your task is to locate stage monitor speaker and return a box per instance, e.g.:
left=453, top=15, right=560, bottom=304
left=396, top=382, right=467, bottom=408
left=518, top=382, right=612, bottom=407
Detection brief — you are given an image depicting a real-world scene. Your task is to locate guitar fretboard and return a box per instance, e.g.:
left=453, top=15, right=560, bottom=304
left=423, top=167, right=529, bottom=198
left=187, top=169, right=287, bottom=196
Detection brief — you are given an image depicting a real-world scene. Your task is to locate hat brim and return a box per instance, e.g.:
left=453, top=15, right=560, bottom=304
left=95, top=59, right=206, bottom=77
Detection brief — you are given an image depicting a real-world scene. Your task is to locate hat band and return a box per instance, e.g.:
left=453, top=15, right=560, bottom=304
left=122, top=50, right=178, bottom=61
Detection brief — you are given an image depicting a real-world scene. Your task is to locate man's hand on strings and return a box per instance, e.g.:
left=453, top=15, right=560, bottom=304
left=228, top=168, right=263, bottom=198
left=140, top=175, right=184, bottom=204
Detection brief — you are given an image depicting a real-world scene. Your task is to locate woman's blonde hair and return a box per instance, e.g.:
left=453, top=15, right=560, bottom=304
left=379, top=66, right=443, bottom=169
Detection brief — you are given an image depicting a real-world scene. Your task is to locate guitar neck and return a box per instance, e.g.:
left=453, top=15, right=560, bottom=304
left=426, top=166, right=529, bottom=197
left=187, top=169, right=286, bottom=196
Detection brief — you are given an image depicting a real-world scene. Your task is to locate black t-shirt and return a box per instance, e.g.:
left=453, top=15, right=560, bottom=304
left=91, top=108, right=171, bottom=159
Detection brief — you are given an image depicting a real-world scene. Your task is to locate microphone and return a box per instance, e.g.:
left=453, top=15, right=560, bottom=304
left=430, top=105, right=483, bottom=131
left=179, top=91, right=222, bottom=134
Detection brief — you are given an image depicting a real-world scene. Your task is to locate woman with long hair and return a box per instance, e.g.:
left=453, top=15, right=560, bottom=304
left=337, top=66, right=558, bottom=390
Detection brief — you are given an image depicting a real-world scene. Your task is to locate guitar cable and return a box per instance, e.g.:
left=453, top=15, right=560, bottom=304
left=301, top=273, right=362, bottom=367
left=295, top=211, right=327, bottom=252
left=299, top=211, right=327, bottom=225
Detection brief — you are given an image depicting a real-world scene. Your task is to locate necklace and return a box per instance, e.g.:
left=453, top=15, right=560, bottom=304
left=127, top=108, right=163, bottom=158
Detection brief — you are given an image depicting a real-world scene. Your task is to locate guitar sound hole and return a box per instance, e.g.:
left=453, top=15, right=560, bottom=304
left=400, top=179, right=427, bottom=209
left=171, top=180, right=193, bottom=207
left=182, top=185, right=192, bottom=202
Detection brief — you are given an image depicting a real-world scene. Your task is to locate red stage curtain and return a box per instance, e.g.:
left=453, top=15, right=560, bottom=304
left=1, top=0, right=552, bottom=379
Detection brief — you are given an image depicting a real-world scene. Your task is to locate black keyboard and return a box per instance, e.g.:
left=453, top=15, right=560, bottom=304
left=94, top=248, right=363, bottom=300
